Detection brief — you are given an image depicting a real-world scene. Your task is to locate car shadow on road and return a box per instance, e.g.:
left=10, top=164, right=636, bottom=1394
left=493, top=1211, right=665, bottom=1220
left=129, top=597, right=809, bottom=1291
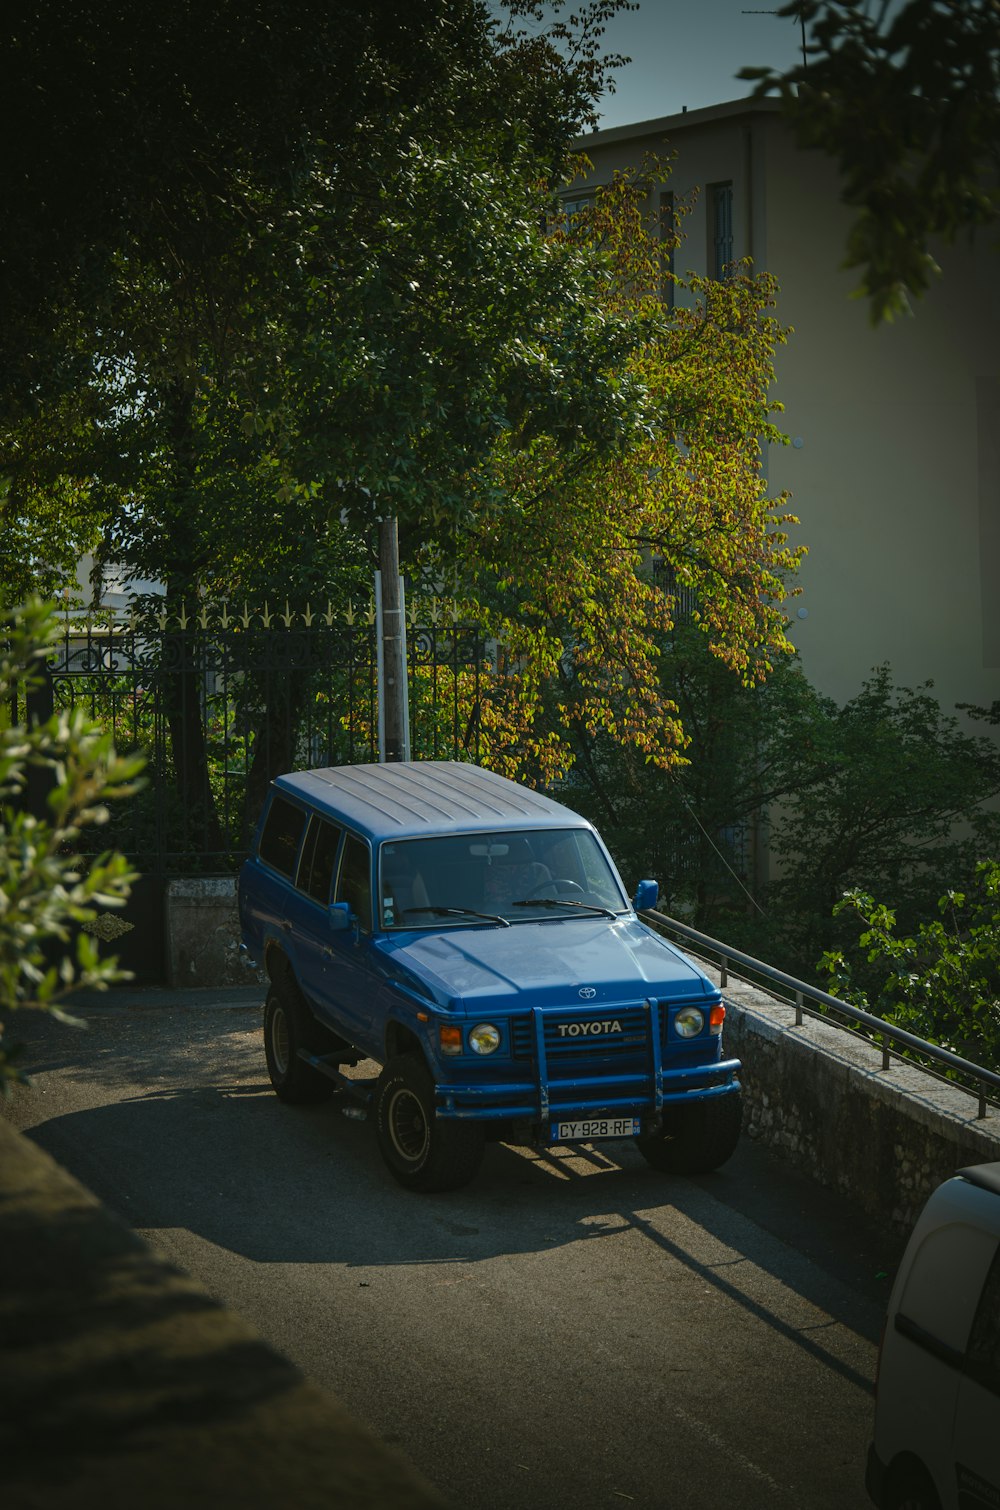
left=22, top=1072, right=892, bottom=1399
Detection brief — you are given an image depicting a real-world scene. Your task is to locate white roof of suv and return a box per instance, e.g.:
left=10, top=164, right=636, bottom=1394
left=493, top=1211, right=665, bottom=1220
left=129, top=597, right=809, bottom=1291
left=273, top=761, right=589, bottom=841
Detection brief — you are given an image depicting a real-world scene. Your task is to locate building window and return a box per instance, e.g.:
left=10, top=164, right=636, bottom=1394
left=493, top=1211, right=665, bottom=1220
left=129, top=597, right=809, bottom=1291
left=652, top=557, right=696, bottom=622
left=659, top=190, right=676, bottom=308
left=557, top=194, right=593, bottom=234
left=709, top=181, right=733, bottom=279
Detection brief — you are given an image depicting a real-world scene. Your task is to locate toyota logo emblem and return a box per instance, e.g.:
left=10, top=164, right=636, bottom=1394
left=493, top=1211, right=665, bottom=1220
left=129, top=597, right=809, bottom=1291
left=578, top=986, right=597, bottom=999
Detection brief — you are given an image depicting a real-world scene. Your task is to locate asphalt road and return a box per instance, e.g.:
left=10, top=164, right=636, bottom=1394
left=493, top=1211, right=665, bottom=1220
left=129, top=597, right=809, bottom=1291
left=4, top=994, right=903, bottom=1510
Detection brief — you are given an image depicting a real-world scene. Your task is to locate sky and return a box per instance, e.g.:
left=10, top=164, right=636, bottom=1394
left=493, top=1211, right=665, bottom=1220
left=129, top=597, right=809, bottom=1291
left=576, top=1, right=807, bottom=129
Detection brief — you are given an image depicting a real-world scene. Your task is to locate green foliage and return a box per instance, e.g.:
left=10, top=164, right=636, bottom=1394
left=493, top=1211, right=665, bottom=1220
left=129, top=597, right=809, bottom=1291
left=0, top=2, right=805, bottom=800
left=0, top=1, right=510, bottom=375
left=819, top=863, right=1000, bottom=1070
left=0, top=600, right=144, bottom=1091
left=763, top=668, right=1000, bottom=973
left=0, top=2, right=647, bottom=613
left=560, top=639, right=1000, bottom=1014
left=451, top=158, right=803, bottom=781
left=743, top=0, right=1000, bottom=321
left=561, top=628, right=831, bottom=906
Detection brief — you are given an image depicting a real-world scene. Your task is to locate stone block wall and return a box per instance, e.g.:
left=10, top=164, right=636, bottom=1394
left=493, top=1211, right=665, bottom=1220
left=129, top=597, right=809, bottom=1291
left=713, top=971, right=1000, bottom=1234
left=165, top=877, right=263, bottom=988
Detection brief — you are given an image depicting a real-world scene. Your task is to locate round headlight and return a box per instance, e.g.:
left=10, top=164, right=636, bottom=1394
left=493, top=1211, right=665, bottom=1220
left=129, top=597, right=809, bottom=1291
left=674, top=1006, right=705, bottom=1039
left=469, top=1022, right=501, bottom=1055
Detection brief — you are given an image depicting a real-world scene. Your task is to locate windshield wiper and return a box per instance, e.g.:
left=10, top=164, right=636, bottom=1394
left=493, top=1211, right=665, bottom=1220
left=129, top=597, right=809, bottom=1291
left=399, top=904, right=511, bottom=928
left=511, top=898, right=618, bottom=919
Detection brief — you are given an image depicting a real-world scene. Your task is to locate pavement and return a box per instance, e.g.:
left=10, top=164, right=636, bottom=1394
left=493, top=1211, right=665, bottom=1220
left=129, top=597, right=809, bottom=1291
left=0, top=988, right=448, bottom=1510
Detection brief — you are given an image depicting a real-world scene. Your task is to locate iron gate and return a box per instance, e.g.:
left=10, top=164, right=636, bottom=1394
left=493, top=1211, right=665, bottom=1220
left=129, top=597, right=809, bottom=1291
left=29, top=599, right=489, bottom=981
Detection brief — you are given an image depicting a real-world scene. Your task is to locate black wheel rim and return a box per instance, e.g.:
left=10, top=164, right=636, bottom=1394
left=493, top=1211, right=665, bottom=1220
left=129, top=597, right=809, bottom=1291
left=270, top=1004, right=290, bottom=1076
left=388, top=1086, right=430, bottom=1164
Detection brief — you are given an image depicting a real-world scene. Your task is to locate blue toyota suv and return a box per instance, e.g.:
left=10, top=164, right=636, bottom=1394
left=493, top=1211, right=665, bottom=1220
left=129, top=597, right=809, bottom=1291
left=238, top=761, right=741, bottom=1192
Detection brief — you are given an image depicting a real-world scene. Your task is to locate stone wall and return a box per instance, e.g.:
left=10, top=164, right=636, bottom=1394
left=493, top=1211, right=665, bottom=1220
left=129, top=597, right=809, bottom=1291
left=165, top=877, right=263, bottom=989
left=712, top=970, right=1000, bottom=1234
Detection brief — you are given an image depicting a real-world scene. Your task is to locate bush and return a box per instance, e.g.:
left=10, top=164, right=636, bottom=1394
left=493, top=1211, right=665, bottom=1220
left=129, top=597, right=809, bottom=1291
left=819, top=863, right=1000, bottom=1070
left=0, top=599, right=144, bottom=1091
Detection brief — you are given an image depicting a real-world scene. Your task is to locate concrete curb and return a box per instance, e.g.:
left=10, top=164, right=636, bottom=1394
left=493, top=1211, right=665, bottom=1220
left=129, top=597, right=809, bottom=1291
left=0, top=1119, right=449, bottom=1510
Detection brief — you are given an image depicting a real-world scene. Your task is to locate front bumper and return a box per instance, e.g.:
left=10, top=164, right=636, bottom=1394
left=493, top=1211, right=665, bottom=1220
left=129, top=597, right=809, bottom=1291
left=430, top=996, right=740, bottom=1127
left=435, top=1060, right=741, bottom=1124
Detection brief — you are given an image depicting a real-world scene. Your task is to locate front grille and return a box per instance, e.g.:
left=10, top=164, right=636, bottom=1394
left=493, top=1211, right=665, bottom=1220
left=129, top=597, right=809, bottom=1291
left=510, top=1004, right=649, bottom=1073
left=510, top=1016, right=534, bottom=1059
left=510, top=997, right=709, bottom=1067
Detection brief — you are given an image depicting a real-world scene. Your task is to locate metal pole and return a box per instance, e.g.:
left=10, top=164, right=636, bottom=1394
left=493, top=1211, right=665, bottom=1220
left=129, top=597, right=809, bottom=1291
left=377, top=516, right=409, bottom=763
left=374, top=570, right=386, bottom=763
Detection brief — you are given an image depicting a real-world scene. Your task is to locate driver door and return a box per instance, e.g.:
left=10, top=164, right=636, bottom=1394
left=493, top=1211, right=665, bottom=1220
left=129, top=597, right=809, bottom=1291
left=324, top=831, right=376, bottom=1049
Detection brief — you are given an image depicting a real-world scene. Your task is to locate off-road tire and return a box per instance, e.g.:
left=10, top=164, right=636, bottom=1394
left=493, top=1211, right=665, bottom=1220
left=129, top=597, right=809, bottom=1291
left=263, top=978, right=334, bottom=1104
left=636, top=1090, right=742, bottom=1175
left=375, top=1054, right=485, bottom=1193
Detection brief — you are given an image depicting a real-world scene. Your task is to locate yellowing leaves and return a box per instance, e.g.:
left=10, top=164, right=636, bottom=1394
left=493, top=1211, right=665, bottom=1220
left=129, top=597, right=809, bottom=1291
left=450, top=151, right=804, bottom=782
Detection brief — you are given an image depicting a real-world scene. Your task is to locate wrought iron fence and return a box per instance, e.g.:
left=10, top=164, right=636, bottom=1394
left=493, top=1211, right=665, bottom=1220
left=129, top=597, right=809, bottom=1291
left=40, top=597, right=488, bottom=875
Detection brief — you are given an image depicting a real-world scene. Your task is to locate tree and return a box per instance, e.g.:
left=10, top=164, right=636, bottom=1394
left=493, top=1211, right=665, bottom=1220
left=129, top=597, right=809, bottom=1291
left=0, top=1, right=526, bottom=377
left=819, top=862, right=1000, bottom=1069
left=559, top=628, right=835, bottom=912
left=1, top=1, right=654, bottom=817
left=763, top=667, right=1000, bottom=975
left=556, top=638, right=1000, bottom=1000
left=0, top=2, right=657, bottom=598
left=0, top=1, right=639, bottom=599
left=742, top=0, right=1000, bottom=321
left=0, top=600, right=143, bottom=1092
left=2, top=4, right=810, bottom=825
left=452, top=159, right=803, bottom=782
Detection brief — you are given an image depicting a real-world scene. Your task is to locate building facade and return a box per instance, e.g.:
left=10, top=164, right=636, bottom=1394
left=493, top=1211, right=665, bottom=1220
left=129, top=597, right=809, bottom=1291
left=577, top=98, right=1000, bottom=721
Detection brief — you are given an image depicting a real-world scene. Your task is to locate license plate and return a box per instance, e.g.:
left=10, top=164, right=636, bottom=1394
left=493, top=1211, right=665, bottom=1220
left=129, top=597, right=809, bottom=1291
left=552, top=1117, right=641, bottom=1142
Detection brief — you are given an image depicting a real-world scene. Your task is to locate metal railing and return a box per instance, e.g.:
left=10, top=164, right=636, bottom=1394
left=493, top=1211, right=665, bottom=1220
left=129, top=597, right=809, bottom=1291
left=643, top=909, right=1000, bottom=1120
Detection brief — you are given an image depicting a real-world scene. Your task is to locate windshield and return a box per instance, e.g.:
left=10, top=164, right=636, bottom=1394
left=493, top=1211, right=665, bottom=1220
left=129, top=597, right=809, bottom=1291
left=378, top=828, right=628, bottom=929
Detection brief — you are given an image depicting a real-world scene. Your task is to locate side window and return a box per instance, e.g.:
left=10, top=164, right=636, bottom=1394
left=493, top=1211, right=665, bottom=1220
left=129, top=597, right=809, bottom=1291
left=337, top=833, right=373, bottom=932
left=966, top=1242, right=1000, bottom=1395
left=297, top=816, right=343, bottom=904
left=899, top=1223, right=998, bottom=1354
left=257, top=794, right=307, bottom=878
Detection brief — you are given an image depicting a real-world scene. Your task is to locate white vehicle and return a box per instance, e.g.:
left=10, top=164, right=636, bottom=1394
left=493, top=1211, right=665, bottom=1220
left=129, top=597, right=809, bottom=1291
left=867, top=1162, right=1000, bottom=1510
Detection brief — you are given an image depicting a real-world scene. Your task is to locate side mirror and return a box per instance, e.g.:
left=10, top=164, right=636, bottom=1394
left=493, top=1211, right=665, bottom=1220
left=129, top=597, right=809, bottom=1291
left=633, top=879, right=659, bottom=913
left=329, top=901, right=353, bottom=932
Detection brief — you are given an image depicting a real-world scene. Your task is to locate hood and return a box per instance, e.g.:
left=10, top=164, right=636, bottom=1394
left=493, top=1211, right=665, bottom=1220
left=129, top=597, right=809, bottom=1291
left=376, top=917, right=716, bottom=1012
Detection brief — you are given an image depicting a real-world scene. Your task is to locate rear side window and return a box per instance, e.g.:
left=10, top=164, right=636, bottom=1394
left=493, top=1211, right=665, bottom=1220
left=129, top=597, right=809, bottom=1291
left=258, top=794, right=307, bottom=878
left=297, top=816, right=343, bottom=904
left=337, top=833, right=373, bottom=932
left=966, top=1243, right=1000, bottom=1394
left=899, top=1222, right=999, bottom=1354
